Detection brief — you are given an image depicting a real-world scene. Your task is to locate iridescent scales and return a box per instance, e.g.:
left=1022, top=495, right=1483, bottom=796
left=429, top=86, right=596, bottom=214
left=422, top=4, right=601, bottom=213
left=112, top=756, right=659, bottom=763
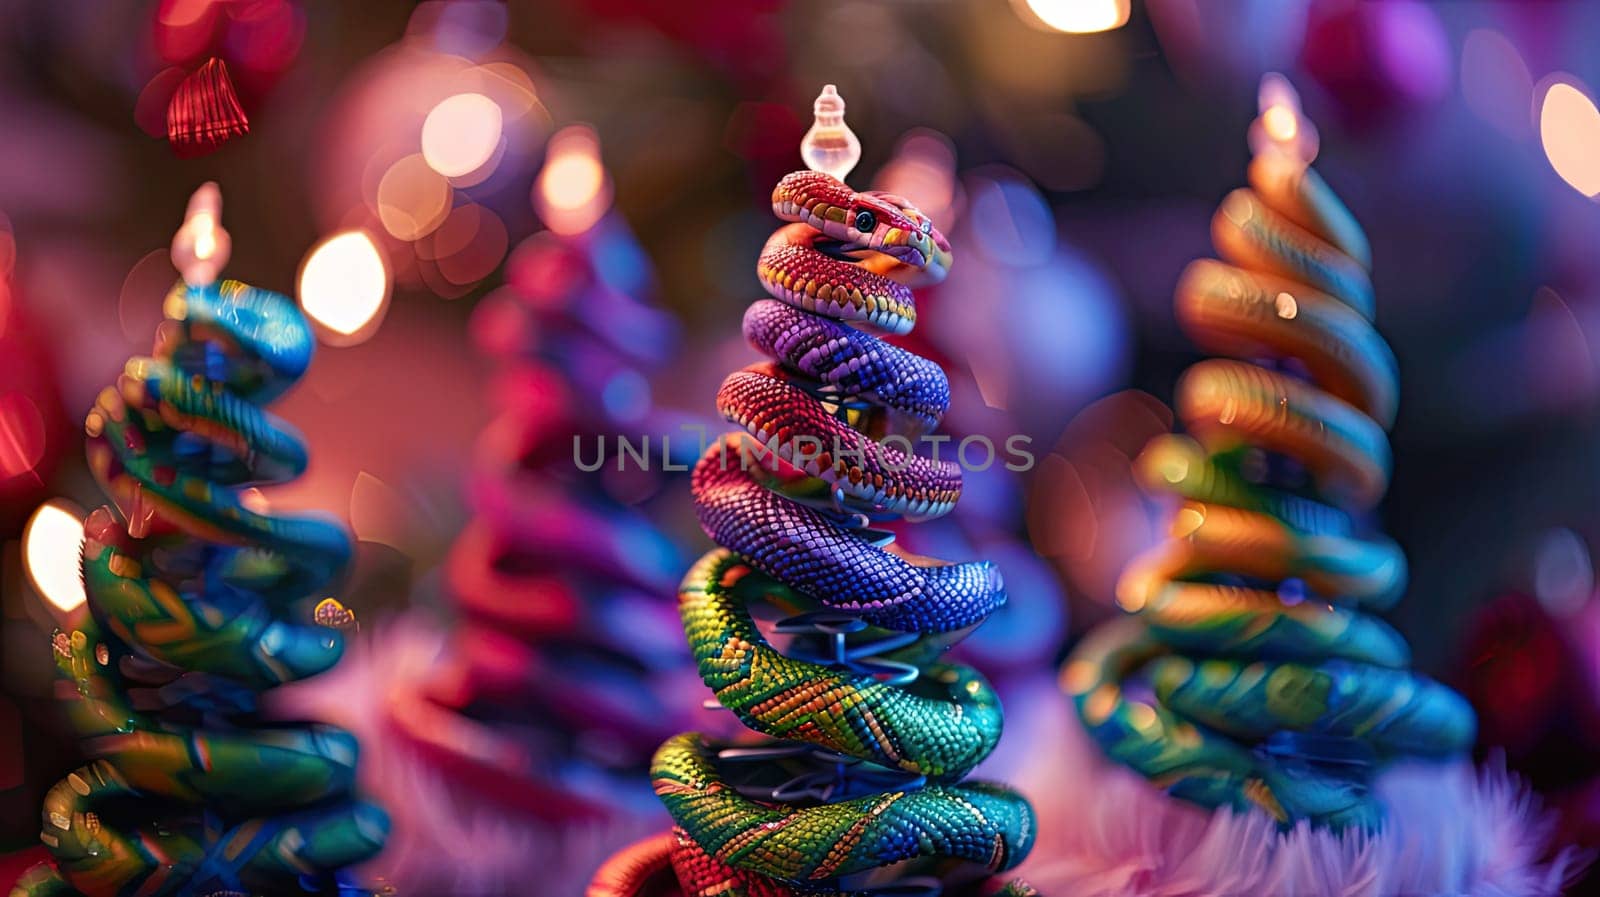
left=614, top=165, right=1034, bottom=894
left=1064, top=84, right=1474, bottom=830
left=17, top=279, right=386, bottom=897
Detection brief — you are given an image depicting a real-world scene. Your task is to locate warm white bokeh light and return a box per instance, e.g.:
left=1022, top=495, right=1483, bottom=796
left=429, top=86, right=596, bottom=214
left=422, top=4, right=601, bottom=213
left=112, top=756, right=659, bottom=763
left=540, top=152, right=603, bottom=208
left=421, top=93, right=504, bottom=179
left=377, top=154, right=453, bottom=241
left=1540, top=80, right=1600, bottom=198
left=170, top=181, right=232, bottom=286
left=1262, top=106, right=1297, bottom=143
left=534, top=125, right=612, bottom=235
left=298, top=231, right=391, bottom=345
left=23, top=499, right=87, bottom=613
left=1251, top=73, right=1319, bottom=164
left=1020, top=0, right=1130, bottom=34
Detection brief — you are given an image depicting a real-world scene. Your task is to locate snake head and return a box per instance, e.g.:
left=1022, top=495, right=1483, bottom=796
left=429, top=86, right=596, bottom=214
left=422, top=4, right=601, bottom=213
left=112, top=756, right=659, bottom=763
left=774, top=171, right=952, bottom=282
left=850, top=190, right=951, bottom=279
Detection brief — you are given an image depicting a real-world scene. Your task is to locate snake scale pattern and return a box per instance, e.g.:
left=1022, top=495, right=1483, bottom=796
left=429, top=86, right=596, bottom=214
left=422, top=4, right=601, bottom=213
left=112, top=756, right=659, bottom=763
left=12, top=280, right=388, bottom=897
left=1063, top=103, right=1475, bottom=829
left=590, top=170, right=1036, bottom=895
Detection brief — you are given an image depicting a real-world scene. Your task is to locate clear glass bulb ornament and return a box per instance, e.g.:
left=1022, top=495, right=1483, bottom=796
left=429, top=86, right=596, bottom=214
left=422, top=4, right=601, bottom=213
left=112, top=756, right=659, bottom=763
left=801, top=84, right=861, bottom=183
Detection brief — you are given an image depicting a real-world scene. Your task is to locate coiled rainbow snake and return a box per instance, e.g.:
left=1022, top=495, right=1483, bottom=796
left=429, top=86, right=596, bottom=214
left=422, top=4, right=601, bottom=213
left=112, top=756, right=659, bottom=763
left=384, top=226, right=698, bottom=821
left=12, top=280, right=389, bottom=896
left=590, top=170, right=1036, bottom=896
left=1062, top=101, right=1475, bottom=829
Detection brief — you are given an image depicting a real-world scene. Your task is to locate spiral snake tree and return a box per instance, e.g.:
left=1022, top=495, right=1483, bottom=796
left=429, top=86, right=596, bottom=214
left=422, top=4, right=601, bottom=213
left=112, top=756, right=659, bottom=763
left=13, top=278, right=388, bottom=897
left=1063, top=93, right=1475, bottom=830
left=591, top=159, right=1036, bottom=894
left=385, top=224, right=697, bottom=823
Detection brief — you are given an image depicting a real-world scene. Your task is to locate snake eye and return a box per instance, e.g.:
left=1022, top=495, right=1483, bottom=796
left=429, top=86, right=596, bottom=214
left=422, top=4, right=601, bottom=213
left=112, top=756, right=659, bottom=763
left=853, top=209, right=876, bottom=233
left=921, top=220, right=932, bottom=235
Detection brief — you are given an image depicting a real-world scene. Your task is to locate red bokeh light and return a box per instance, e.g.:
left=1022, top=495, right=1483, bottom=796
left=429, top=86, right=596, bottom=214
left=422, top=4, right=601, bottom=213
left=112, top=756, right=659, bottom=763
left=226, top=0, right=306, bottom=76
left=154, top=0, right=223, bottom=65
left=0, top=391, right=46, bottom=481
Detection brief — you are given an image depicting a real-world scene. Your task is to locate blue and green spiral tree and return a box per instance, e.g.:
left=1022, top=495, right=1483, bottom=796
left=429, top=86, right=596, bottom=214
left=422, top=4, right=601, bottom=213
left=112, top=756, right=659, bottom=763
left=12, top=274, right=388, bottom=897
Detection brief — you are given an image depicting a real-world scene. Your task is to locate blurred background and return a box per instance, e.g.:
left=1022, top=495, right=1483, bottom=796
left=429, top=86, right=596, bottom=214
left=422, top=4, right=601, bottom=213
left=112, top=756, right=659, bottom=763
left=2, top=0, right=1599, bottom=891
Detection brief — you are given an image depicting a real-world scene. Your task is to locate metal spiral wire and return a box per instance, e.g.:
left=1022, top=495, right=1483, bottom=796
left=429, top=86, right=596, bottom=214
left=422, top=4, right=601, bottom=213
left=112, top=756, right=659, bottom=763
left=13, top=280, right=387, bottom=897
left=592, top=170, right=1035, bottom=896
left=1064, top=129, right=1475, bottom=830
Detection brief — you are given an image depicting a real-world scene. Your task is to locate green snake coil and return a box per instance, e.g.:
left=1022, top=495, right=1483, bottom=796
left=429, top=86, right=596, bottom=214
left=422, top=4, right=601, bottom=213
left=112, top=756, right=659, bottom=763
left=590, top=164, right=1036, bottom=895
left=12, top=279, right=388, bottom=897
left=1062, top=97, right=1475, bottom=829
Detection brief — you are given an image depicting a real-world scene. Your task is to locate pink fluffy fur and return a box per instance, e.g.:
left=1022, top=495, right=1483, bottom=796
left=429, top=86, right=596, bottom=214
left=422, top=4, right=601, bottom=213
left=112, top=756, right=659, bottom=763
left=270, top=611, right=669, bottom=897
left=990, top=675, right=1586, bottom=897
left=274, top=618, right=1586, bottom=896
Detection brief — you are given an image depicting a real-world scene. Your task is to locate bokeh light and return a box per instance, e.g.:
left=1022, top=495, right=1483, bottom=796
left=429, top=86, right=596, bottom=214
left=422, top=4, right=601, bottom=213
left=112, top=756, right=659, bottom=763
left=350, top=470, right=422, bottom=555
left=476, top=62, right=540, bottom=121
left=1299, top=0, right=1451, bottom=125
left=934, top=167, right=1129, bottom=443
left=309, top=13, right=550, bottom=301
left=298, top=230, right=391, bottom=345
left=1251, top=73, right=1318, bottom=164
left=0, top=392, right=46, bottom=479
left=412, top=0, right=510, bottom=58
left=239, top=487, right=270, bottom=512
left=0, top=211, right=13, bottom=335
left=1539, top=78, right=1600, bottom=199
left=874, top=129, right=959, bottom=225
left=964, top=168, right=1055, bottom=267
left=1263, top=106, right=1296, bottom=143
left=227, top=0, right=305, bottom=76
left=0, top=210, right=14, bottom=282
left=423, top=201, right=509, bottom=288
left=1461, top=29, right=1533, bottom=139
left=23, top=499, right=87, bottom=614
left=154, top=0, right=222, bottom=63
left=378, top=153, right=453, bottom=241
left=1027, top=391, right=1173, bottom=611
left=1533, top=528, right=1593, bottom=618
left=157, top=0, right=215, bottom=27
left=136, top=67, right=190, bottom=139
left=535, top=125, right=612, bottom=236
left=1016, top=0, right=1130, bottom=34
left=421, top=93, right=504, bottom=179
left=119, top=249, right=180, bottom=343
